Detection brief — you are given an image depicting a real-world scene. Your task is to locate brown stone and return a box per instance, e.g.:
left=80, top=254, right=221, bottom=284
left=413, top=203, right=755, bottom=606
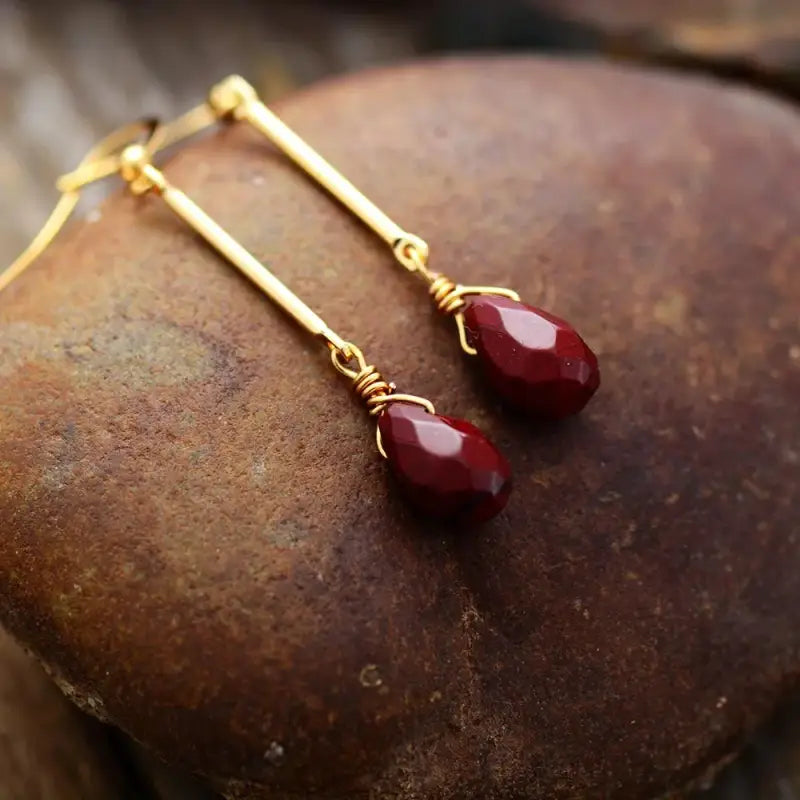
left=0, top=58, right=798, bottom=799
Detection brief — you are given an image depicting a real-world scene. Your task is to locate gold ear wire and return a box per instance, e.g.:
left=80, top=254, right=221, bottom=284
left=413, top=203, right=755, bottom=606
left=0, top=119, right=162, bottom=294
left=0, top=95, right=233, bottom=296
left=0, top=194, right=79, bottom=294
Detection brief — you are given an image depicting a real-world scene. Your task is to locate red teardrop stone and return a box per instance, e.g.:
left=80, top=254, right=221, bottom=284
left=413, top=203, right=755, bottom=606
left=378, top=402, right=511, bottom=524
left=462, top=295, right=600, bottom=419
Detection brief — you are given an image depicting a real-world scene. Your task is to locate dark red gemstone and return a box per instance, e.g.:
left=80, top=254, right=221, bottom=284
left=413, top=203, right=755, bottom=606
left=462, top=295, right=600, bottom=419
left=378, top=402, right=511, bottom=524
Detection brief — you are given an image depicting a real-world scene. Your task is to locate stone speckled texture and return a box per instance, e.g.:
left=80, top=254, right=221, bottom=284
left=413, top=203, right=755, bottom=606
left=0, top=58, right=799, bottom=799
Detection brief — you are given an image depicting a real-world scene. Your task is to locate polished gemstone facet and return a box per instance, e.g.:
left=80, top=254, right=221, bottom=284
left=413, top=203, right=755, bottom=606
left=378, top=402, right=511, bottom=523
left=462, top=295, right=600, bottom=418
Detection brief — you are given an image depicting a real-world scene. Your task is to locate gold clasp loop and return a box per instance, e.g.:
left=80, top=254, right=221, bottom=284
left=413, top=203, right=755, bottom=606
left=331, top=341, right=437, bottom=459
left=330, top=341, right=434, bottom=418
left=55, top=118, right=161, bottom=194
left=392, top=234, right=431, bottom=277
left=208, top=75, right=259, bottom=119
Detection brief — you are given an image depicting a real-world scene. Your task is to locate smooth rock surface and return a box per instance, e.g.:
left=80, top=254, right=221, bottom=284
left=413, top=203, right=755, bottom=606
left=0, top=58, right=798, bottom=800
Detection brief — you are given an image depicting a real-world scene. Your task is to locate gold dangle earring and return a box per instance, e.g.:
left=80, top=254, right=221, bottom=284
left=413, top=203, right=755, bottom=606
left=201, top=76, right=600, bottom=420
left=0, top=120, right=511, bottom=525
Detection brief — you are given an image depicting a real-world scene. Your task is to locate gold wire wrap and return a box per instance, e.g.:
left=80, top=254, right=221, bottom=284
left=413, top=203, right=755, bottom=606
left=429, top=274, right=465, bottom=314
left=332, top=345, right=394, bottom=416
left=330, top=343, right=434, bottom=418
left=428, top=276, right=522, bottom=317
left=426, top=279, right=523, bottom=355
left=329, top=342, right=435, bottom=459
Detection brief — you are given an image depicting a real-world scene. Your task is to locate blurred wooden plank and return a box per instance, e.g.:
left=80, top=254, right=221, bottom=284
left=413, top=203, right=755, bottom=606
left=0, top=627, right=130, bottom=799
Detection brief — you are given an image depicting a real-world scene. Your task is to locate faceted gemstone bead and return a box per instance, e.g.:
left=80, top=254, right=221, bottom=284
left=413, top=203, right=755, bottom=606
left=462, top=295, right=600, bottom=419
left=378, top=402, right=511, bottom=524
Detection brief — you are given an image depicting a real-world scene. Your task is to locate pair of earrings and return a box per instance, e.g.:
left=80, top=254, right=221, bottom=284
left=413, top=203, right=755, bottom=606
left=0, top=76, right=600, bottom=524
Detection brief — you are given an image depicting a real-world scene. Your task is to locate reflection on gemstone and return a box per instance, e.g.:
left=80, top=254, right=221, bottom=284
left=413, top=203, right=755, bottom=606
left=378, top=402, right=511, bottom=523
left=463, top=295, right=600, bottom=418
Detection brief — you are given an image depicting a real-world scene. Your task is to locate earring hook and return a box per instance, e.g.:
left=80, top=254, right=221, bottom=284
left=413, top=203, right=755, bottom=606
left=0, top=118, right=163, bottom=295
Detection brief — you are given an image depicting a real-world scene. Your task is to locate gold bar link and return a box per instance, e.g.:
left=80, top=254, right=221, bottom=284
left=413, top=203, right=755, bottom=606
left=207, top=76, right=431, bottom=276
left=127, top=152, right=347, bottom=352
left=245, top=100, right=405, bottom=246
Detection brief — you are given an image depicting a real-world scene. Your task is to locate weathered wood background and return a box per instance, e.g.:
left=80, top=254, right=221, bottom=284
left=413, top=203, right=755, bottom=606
left=0, top=0, right=797, bottom=798
left=2, top=0, right=799, bottom=267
